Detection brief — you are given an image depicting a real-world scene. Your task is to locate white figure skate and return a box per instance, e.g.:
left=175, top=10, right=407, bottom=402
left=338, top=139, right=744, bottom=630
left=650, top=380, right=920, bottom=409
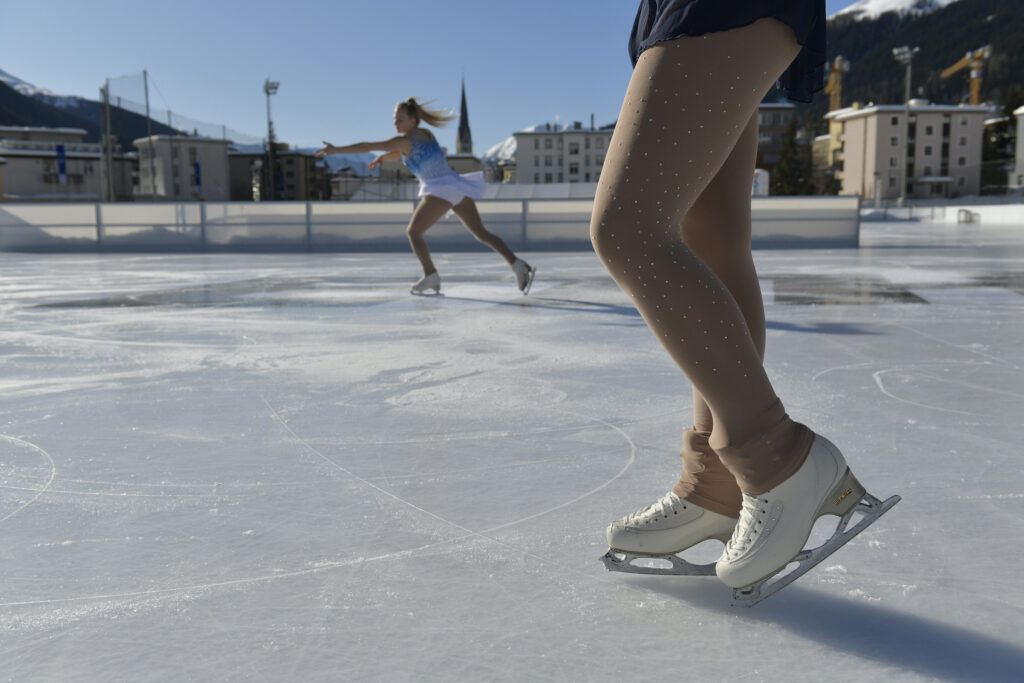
left=513, top=259, right=536, bottom=295
left=601, top=491, right=737, bottom=576
left=410, top=272, right=441, bottom=295
left=716, top=434, right=900, bottom=606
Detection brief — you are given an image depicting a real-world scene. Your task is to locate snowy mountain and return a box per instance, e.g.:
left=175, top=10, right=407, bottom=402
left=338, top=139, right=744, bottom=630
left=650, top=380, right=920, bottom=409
left=832, top=0, right=961, bottom=20
left=482, top=135, right=517, bottom=165
left=0, top=68, right=55, bottom=98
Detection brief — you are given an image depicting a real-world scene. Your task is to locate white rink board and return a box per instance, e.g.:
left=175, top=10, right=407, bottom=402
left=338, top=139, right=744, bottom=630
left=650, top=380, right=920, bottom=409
left=0, top=196, right=860, bottom=251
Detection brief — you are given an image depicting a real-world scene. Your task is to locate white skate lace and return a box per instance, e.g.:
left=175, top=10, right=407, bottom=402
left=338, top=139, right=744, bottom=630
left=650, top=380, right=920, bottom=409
left=625, top=492, right=685, bottom=525
left=724, top=493, right=767, bottom=558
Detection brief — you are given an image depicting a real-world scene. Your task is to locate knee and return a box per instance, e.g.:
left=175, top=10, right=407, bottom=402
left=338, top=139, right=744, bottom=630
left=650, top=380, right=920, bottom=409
left=589, top=201, right=630, bottom=265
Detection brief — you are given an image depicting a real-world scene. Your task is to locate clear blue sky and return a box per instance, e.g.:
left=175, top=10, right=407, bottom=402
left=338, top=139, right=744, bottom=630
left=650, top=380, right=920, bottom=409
left=2, top=0, right=862, bottom=154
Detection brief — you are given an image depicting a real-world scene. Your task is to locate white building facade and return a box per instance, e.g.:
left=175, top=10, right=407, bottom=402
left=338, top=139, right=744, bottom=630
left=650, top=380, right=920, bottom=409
left=134, top=135, right=230, bottom=201
left=0, top=126, right=134, bottom=201
left=513, top=122, right=613, bottom=184
left=1013, top=105, right=1024, bottom=189
left=828, top=101, right=988, bottom=200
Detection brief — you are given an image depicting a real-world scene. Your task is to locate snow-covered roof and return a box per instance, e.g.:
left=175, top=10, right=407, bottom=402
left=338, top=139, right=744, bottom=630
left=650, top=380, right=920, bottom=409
left=1014, top=106, right=1024, bottom=117
left=832, top=103, right=990, bottom=121
left=133, top=134, right=233, bottom=145
left=0, top=125, right=88, bottom=136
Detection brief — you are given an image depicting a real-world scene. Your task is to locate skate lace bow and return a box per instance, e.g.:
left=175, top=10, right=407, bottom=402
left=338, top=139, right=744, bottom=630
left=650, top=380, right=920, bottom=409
left=726, top=494, right=768, bottom=555
left=627, top=492, right=681, bottom=523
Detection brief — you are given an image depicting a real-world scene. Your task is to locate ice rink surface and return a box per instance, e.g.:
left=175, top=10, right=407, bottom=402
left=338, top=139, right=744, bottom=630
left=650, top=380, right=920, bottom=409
left=2, top=219, right=1023, bottom=682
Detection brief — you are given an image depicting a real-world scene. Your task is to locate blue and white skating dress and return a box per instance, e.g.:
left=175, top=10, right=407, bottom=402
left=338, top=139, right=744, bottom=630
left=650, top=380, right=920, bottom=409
left=401, top=133, right=485, bottom=209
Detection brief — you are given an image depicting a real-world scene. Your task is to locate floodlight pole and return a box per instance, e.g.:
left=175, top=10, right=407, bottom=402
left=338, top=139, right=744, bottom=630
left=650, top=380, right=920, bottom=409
left=264, top=78, right=279, bottom=200
left=892, top=46, right=919, bottom=208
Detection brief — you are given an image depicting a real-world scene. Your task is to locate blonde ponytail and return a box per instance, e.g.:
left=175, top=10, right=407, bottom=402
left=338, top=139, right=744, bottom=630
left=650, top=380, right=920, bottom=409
left=398, top=97, right=455, bottom=128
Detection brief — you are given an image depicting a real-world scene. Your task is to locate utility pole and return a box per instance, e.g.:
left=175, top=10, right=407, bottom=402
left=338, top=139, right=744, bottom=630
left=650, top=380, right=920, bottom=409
left=101, top=80, right=113, bottom=201
left=264, top=78, right=279, bottom=200
left=143, top=69, right=156, bottom=199
left=892, top=46, right=919, bottom=208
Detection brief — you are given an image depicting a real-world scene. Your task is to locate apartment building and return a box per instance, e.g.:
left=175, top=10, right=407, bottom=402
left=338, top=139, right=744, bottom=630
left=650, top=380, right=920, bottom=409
left=134, top=134, right=230, bottom=200
left=1013, top=105, right=1024, bottom=189
left=0, top=126, right=135, bottom=201
left=513, top=121, right=613, bottom=184
left=827, top=101, right=988, bottom=200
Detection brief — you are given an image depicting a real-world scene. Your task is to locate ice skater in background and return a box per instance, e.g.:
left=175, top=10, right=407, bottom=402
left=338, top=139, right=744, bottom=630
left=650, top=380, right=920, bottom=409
left=594, top=0, right=899, bottom=605
left=316, top=98, right=535, bottom=295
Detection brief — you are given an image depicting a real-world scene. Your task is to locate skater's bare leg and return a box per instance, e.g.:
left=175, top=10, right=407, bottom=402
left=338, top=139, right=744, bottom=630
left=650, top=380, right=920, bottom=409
left=591, top=18, right=810, bottom=495
left=674, top=113, right=765, bottom=518
left=407, top=195, right=453, bottom=276
left=451, top=197, right=517, bottom=265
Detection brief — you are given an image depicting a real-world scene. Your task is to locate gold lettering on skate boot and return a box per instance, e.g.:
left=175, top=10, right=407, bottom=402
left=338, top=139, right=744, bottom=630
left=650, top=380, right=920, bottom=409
left=833, top=488, right=854, bottom=506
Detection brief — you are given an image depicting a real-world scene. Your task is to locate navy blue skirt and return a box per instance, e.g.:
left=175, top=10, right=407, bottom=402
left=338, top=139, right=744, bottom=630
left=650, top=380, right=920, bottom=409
left=628, top=0, right=826, bottom=103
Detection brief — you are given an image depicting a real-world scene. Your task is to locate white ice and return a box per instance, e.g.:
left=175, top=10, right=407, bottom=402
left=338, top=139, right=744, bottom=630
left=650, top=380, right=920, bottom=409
left=2, top=218, right=1023, bottom=681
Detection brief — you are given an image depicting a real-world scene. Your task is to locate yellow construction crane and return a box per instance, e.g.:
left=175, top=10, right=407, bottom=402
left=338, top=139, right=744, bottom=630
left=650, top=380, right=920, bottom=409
left=824, top=56, right=850, bottom=112
left=941, top=45, right=991, bottom=105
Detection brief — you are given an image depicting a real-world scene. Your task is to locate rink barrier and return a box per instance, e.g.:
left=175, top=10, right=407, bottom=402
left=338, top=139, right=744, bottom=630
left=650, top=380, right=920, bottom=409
left=0, top=196, right=861, bottom=252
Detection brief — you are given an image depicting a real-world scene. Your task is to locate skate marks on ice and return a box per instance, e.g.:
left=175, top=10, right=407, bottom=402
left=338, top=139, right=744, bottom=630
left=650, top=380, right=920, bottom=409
left=260, top=394, right=638, bottom=564
left=2, top=400, right=639, bottom=613
left=0, top=434, right=57, bottom=524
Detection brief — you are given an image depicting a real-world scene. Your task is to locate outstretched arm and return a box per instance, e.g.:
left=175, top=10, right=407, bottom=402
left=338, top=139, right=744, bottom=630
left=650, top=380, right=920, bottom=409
left=368, top=150, right=402, bottom=170
left=315, top=135, right=410, bottom=158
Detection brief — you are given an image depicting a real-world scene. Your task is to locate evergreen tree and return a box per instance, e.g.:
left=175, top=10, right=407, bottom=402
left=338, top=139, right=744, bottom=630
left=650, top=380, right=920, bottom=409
left=771, top=121, right=815, bottom=195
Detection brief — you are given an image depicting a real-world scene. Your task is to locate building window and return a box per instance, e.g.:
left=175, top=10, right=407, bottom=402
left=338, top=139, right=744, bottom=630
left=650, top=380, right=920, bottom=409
left=888, top=177, right=896, bottom=188
left=534, top=173, right=539, bottom=183
left=925, top=125, right=934, bottom=136
left=534, top=138, right=539, bottom=150
left=569, top=142, right=579, bottom=155
left=585, top=172, right=591, bottom=181
left=889, top=157, right=897, bottom=167
left=958, top=177, right=965, bottom=187
left=534, top=157, right=539, bottom=167
left=959, top=137, right=967, bottom=146
left=596, top=155, right=604, bottom=166
left=891, top=116, right=899, bottom=126
left=890, top=137, right=898, bottom=147
left=924, top=145, right=932, bottom=156
left=960, top=117, right=968, bottom=126
left=924, top=166, right=932, bottom=176
left=585, top=138, right=591, bottom=149
left=558, top=156, right=563, bottom=166
left=569, top=162, right=579, bottom=174
left=544, top=156, right=552, bottom=167
left=557, top=173, right=563, bottom=182
left=958, top=157, right=966, bottom=166
left=544, top=138, right=552, bottom=150
left=544, top=173, right=552, bottom=183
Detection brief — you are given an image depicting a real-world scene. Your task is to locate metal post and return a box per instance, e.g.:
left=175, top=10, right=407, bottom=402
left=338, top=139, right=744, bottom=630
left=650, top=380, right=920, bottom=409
left=95, top=202, right=104, bottom=251
left=305, top=201, right=313, bottom=251
left=199, top=202, right=207, bottom=251
left=143, top=69, right=156, bottom=199
left=521, top=199, right=528, bottom=248
left=102, top=81, right=113, bottom=202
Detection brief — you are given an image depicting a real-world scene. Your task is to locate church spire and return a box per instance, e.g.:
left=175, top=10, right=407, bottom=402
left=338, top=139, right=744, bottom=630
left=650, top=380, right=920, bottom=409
left=456, top=77, right=472, bottom=155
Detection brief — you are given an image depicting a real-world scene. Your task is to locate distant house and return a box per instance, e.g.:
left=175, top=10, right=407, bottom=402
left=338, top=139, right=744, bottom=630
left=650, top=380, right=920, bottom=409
left=826, top=101, right=988, bottom=200
left=0, top=125, right=135, bottom=201
left=228, top=148, right=330, bottom=201
left=134, top=134, right=230, bottom=201
left=1013, top=105, right=1024, bottom=190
